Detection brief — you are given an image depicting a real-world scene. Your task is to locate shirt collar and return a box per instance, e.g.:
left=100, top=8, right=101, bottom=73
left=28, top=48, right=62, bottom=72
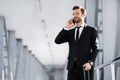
left=76, top=22, right=85, bottom=28
left=81, top=22, right=85, bottom=27
left=72, top=22, right=86, bottom=29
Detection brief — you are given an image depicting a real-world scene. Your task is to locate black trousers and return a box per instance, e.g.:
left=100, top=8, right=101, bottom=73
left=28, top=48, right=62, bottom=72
left=67, top=61, right=94, bottom=80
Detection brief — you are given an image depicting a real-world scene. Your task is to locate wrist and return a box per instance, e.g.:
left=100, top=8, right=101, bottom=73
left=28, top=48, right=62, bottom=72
left=88, top=60, right=94, bottom=66
left=64, top=26, right=75, bottom=30
left=65, top=26, right=71, bottom=29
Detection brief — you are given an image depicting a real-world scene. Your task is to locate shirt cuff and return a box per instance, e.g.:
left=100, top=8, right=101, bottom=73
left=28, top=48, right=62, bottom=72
left=63, top=27, right=75, bottom=31
left=88, top=60, right=94, bottom=66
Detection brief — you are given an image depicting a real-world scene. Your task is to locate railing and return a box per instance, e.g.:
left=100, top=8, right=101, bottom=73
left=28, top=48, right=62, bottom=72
left=94, top=56, right=120, bottom=80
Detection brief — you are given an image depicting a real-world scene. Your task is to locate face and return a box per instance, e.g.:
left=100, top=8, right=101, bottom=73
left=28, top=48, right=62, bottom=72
left=73, top=9, right=83, bottom=23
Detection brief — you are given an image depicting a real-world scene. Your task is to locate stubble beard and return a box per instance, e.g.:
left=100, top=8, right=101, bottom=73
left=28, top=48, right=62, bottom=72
left=74, top=17, right=82, bottom=23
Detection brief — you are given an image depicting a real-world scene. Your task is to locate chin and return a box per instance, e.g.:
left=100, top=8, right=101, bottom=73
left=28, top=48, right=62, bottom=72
left=75, top=19, right=82, bottom=23
left=74, top=19, right=79, bottom=22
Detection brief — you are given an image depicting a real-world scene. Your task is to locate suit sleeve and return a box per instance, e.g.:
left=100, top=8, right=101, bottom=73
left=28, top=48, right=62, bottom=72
left=55, top=29, right=69, bottom=44
left=89, top=28, right=99, bottom=63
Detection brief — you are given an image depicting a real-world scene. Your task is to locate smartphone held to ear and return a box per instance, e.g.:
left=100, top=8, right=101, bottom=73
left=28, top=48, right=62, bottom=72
left=72, top=19, right=75, bottom=24
left=68, top=19, right=76, bottom=25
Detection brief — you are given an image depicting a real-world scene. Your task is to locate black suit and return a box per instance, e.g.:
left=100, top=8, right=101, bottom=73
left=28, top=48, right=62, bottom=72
left=55, top=24, right=99, bottom=80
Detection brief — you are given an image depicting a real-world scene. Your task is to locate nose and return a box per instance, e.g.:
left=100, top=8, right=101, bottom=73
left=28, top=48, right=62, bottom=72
left=73, top=14, right=77, bottom=18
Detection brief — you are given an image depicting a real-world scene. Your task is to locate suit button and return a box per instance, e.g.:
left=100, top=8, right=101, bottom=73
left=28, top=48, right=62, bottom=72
left=75, top=57, right=76, bottom=61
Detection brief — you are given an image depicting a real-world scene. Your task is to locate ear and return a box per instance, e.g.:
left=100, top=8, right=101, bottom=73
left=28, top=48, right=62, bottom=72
left=80, top=8, right=87, bottom=18
left=81, top=13, right=87, bottom=18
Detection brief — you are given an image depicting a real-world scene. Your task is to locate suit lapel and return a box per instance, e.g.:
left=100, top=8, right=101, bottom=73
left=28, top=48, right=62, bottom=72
left=73, top=28, right=76, bottom=43
left=73, top=24, right=88, bottom=43
left=80, top=27, right=87, bottom=40
left=69, top=28, right=76, bottom=43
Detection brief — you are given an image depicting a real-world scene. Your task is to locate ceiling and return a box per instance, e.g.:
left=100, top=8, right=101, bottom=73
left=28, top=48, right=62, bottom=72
left=0, top=0, right=85, bottom=69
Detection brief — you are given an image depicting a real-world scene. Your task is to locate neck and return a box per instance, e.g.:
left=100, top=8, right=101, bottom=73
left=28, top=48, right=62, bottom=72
left=76, top=21, right=84, bottom=27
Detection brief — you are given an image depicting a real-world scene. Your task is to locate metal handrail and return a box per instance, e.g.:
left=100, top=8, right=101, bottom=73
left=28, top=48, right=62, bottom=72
left=94, top=56, right=120, bottom=70
left=94, top=56, right=120, bottom=80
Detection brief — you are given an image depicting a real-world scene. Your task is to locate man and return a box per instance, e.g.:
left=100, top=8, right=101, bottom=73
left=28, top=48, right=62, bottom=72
left=55, top=6, right=99, bottom=80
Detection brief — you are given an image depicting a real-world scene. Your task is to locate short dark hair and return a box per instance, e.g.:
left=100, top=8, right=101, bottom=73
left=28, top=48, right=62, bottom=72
left=72, top=6, right=80, bottom=10
left=72, top=6, right=86, bottom=15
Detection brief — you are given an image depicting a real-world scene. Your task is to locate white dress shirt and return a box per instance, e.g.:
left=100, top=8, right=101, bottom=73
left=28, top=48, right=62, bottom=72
left=64, top=22, right=85, bottom=40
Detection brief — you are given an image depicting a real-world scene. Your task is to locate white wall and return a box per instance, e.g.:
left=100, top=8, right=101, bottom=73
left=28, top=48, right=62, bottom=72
left=103, top=0, right=118, bottom=62
left=86, top=0, right=96, bottom=26
left=103, top=0, right=118, bottom=80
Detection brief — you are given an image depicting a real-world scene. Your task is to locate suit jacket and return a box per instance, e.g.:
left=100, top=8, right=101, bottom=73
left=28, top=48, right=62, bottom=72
left=55, top=24, right=99, bottom=70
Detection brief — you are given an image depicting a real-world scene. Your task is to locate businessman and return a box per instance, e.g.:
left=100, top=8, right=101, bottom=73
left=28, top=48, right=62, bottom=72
left=55, top=6, right=99, bottom=80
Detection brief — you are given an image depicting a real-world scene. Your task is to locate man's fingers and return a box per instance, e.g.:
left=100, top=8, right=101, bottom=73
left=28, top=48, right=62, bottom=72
left=83, top=63, right=91, bottom=71
left=83, top=64, right=87, bottom=70
left=84, top=66, right=88, bottom=70
left=83, top=64, right=86, bottom=69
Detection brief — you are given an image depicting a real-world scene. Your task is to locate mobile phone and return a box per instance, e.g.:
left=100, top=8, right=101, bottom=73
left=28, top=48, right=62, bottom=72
left=72, top=19, right=75, bottom=24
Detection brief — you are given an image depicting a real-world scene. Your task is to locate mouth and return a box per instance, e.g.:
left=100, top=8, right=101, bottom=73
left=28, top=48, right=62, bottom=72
left=73, top=17, right=82, bottom=23
left=74, top=18, right=79, bottom=21
left=74, top=17, right=78, bottom=20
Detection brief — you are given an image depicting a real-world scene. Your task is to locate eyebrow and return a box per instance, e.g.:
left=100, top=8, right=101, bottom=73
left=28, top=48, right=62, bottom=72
left=73, top=12, right=80, bottom=14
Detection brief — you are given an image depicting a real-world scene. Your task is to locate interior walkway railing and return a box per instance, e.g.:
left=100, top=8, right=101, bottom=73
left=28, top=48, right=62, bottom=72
left=94, top=56, right=120, bottom=80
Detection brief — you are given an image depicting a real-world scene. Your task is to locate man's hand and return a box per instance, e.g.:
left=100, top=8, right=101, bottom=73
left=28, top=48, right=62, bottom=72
left=83, top=63, right=91, bottom=71
left=65, top=19, right=75, bottom=29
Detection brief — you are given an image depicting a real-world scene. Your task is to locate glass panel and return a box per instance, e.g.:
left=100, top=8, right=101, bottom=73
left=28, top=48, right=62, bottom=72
left=115, top=61, right=120, bottom=80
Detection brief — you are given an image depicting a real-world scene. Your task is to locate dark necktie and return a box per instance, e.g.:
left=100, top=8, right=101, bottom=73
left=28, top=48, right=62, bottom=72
left=76, top=27, right=80, bottom=41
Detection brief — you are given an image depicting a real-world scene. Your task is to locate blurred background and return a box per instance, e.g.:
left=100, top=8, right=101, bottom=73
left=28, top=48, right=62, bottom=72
left=0, top=0, right=120, bottom=80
